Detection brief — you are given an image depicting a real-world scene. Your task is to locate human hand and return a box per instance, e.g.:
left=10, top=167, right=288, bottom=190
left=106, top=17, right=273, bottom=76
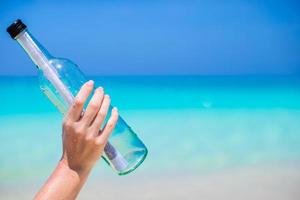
left=34, top=80, right=118, bottom=200
left=61, top=80, right=119, bottom=175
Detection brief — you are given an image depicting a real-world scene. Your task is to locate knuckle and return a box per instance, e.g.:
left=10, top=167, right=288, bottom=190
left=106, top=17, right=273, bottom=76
left=107, top=122, right=114, bottom=129
left=84, top=135, right=93, bottom=142
left=75, top=125, right=85, bottom=135
left=99, top=110, right=107, bottom=118
left=95, top=139, right=105, bottom=146
left=89, top=102, right=99, bottom=110
left=62, top=120, right=73, bottom=130
left=74, top=98, right=84, bottom=107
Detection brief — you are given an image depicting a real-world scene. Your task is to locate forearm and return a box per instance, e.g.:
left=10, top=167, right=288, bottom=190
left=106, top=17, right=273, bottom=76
left=34, top=159, right=91, bottom=200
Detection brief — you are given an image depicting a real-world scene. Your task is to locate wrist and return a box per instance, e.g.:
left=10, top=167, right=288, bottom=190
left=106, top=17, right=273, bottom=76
left=59, top=157, right=92, bottom=179
left=34, top=158, right=91, bottom=200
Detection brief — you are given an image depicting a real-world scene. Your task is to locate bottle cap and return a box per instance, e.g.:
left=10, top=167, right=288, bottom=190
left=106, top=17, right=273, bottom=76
left=7, top=19, right=27, bottom=39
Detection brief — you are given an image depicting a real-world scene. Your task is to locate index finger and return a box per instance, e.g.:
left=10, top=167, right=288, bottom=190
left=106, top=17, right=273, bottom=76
left=65, top=80, right=94, bottom=121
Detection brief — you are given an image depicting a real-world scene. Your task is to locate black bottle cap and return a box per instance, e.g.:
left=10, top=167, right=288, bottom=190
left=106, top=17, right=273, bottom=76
left=6, top=19, right=27, bottom=39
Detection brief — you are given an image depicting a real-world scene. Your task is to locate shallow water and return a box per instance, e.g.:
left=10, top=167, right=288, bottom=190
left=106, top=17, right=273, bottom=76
left=0, top=76, right=300, bottom=181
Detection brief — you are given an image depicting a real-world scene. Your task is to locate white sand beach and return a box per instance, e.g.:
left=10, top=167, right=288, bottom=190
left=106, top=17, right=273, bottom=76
left=1, top=164, right=299, bottom=200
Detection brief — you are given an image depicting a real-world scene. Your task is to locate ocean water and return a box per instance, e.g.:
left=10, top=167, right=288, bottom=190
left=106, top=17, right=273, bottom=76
left=0, top=76, right=300, bottom=181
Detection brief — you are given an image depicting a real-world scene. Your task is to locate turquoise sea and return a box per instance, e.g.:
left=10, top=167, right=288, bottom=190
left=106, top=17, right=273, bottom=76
left=0, top=75, right=300, bottom=181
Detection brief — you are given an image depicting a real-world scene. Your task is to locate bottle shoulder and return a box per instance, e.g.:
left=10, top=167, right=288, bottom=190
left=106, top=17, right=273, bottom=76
left=48, top=57, right=85, bottom=78
left=49, top=57, right=78, bottom=69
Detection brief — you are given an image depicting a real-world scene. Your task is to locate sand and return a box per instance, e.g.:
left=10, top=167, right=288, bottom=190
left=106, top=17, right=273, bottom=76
left=1, top=164, right=299, bottom=200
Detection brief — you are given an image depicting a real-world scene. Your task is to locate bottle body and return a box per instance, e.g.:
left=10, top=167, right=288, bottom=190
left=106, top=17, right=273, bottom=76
left=39, top=58, right=148, bottom=175
left=7, top=20, right=148, bottom=175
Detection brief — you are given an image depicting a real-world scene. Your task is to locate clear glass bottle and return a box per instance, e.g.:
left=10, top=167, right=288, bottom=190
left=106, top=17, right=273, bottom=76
left=7, top=19, right=147, bottom=175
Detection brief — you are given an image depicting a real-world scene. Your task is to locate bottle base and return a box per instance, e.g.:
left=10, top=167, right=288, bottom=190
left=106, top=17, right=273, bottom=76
left=117, top=148, right=148, bottom=176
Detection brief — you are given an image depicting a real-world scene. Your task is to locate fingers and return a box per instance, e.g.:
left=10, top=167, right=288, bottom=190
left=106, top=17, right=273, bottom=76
left=96, top=107, right=119, bottom=144
left=81, top=87, right=104, bottom=126
left=90, top=95, right=111, bottom=133
left=64, top=80, right=118, bottom=147
left=65, top=80, right=94, bottom=121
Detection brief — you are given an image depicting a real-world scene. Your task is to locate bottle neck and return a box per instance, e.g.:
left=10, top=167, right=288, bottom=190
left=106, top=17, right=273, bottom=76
left=16, top=30, right=52, bottom=70
left=15, top=29, right=75, bottom=105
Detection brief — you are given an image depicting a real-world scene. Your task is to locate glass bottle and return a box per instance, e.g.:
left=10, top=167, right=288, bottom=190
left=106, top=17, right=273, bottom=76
left=7, top=19, right=147, bottom=175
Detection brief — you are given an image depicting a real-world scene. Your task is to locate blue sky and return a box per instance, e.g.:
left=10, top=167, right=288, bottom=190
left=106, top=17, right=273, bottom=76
left=0, top=0, right=300, bottom=75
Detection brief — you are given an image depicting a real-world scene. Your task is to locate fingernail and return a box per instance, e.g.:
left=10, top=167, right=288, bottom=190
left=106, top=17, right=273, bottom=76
left=113, top=107, right=118, bottom=112
left=97, top=87, right=103, bottom=92
left=86, top=80, right=94, bottom=86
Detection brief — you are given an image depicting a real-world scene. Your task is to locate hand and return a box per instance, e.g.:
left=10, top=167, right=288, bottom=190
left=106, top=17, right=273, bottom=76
left=61, top=80, right=119, bottom=174
left=34, top=80, right=119, bottom=200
